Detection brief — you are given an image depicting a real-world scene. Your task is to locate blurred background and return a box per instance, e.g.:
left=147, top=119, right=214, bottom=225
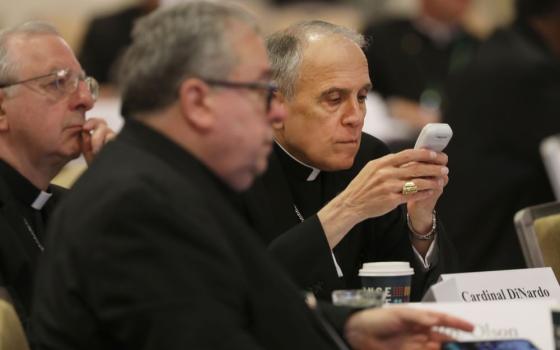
left=0, top=0, right=514, bottom=52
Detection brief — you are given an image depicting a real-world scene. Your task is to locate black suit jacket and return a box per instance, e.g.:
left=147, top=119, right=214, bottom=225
left=440, top=21, right=560, bottom=271
left=32, top=120, right=350, bottom=350
left=241, top=133, right=458, bottom=301
left=0, top=175, right=64, bottom=331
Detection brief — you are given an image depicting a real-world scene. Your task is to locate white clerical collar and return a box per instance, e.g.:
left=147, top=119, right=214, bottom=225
left=274, top=140, right=321, bottom=181
left=31, top=191, right=52, bottom=210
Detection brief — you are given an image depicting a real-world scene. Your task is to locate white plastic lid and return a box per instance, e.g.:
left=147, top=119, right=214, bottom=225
left=359, top=261, right=414, bottom=276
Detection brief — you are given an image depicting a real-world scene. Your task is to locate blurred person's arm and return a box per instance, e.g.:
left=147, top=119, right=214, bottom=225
left=344, top=306, right=473, bottom=349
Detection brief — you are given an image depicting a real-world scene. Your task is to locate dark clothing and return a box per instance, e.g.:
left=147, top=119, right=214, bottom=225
left=0, top=160, right=63, bottom=333
left=79, top=6, right=147, bottom=83
left=363, top=18, right=478, bottom=106
left=32, top=120, right=352, bottom=350
left=439, top=21, right=560, bottom=272
left=240, top=133, right=458, bottom=301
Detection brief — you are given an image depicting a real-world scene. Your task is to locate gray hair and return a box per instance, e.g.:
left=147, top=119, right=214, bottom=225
left=266, top=20, right=365, bottom=100
left=0, top=21, right=60, bottom=87
left=118, top=1, right=259, bottom=118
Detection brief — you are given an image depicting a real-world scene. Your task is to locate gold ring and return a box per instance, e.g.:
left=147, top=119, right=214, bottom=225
left=402, top=181, right=418, bottom=195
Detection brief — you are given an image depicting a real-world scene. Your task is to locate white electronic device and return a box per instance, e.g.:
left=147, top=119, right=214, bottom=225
left=414, top=123, right=453, bottom=152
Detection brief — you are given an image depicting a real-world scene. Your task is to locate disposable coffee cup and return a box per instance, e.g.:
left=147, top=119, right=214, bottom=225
left=359, top=261, right=414, bottom=304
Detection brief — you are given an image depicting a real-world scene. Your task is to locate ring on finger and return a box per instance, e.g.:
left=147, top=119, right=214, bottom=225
left=402, top=181, right=418, bottom=195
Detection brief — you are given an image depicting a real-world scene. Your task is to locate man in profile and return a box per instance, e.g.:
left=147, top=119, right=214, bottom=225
left=0, top=21, right=112, bottom=331
left=241, top=20, right=455, bottom=301
left=32, top=2, right=471, bottom=349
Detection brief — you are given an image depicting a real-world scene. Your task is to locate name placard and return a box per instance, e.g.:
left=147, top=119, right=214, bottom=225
left=395, top=300, right=556, bottom=350
left=423, top=267, right=560, bottom=303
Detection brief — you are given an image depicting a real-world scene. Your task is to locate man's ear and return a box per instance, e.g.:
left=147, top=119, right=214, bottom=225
left=0, top=90, right=9, bottom=131
left=272, top=91, right=287, bottom=131
left=177, top=78, right=215, bottom=131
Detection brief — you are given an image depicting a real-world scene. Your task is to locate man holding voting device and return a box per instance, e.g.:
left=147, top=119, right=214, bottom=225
left=239, top=18, right=456, bottom=302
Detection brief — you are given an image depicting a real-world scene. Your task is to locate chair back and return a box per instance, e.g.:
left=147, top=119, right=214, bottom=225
left=0, top=298, right=29, bottom=350
left=514, top=201, right=560, bottom=282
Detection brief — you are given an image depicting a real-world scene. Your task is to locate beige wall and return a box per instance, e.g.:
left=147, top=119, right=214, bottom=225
left=0, top=0, right=137, bottom=50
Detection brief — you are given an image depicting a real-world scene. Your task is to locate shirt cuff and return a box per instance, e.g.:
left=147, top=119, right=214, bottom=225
left=331, top=251, right=344, bottom=277
left=411, top=235, right=439, bottom=271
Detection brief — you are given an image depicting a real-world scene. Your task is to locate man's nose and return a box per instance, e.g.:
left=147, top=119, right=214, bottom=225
left=342, top=98, right=365, bottom=127
left=70, top=80, right=95, bottom=112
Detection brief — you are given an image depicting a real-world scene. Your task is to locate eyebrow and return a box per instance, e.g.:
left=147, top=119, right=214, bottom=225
left=319, top=83, right=372, bottom=98
left=47, top=67, right=86, bottom=77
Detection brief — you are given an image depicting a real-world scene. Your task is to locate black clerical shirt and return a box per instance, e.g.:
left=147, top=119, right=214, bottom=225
left=275, top=143, right=325, bottom=220
left=0, top=160, right=48, bottom=243
left=274, top=143, right=347, bottom=278
left=0, top=159, right=56, bottom=333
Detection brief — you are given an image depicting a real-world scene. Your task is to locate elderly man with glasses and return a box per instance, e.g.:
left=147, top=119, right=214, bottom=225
left=0, top=21, right=113, bottom=333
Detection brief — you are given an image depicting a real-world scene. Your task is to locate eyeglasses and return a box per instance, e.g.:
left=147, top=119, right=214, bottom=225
left=204, top=79, right=277, bottom=112
left=0, top=68, right=99, bottom=102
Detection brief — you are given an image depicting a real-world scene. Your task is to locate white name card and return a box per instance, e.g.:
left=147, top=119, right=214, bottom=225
left=395, top=300, right=556, bottom=350
left=423, top=267, right=560, bottom=303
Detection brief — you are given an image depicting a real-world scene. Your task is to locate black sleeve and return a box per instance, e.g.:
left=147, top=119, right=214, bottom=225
left=269, top=215, right=342, bottom=295
left=365, top=200, right=458, bottom=300
left=33, top=185, right=266, bottom=350
left=318, top=301, right=356, bottom=334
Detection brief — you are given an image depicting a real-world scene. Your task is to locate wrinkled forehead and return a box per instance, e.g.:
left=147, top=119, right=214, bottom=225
left=6, top=33, right=81, bottom=78
left=297, top=35, right=370, bottom=91
left=302, top=34, right=367, bottom=69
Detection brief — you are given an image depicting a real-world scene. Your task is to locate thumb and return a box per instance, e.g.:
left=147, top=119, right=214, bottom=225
left=81, top=130, right=93, bottom=164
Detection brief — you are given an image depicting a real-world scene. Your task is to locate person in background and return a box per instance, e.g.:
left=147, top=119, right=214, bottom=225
left=439, top=0, right=560, bottom=272
left=239, top=20, right=457, bottom=302
left=0, top=21, right=113, bottom=334
left=362, top=0, right=478, bottom=150
left=32, top=2, right=472, bottom=349
left=78, top=0, right=160, bottom=85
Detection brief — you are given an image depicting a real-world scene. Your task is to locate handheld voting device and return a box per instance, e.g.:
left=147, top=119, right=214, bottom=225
left=414, top=123, right=453, bottom=152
